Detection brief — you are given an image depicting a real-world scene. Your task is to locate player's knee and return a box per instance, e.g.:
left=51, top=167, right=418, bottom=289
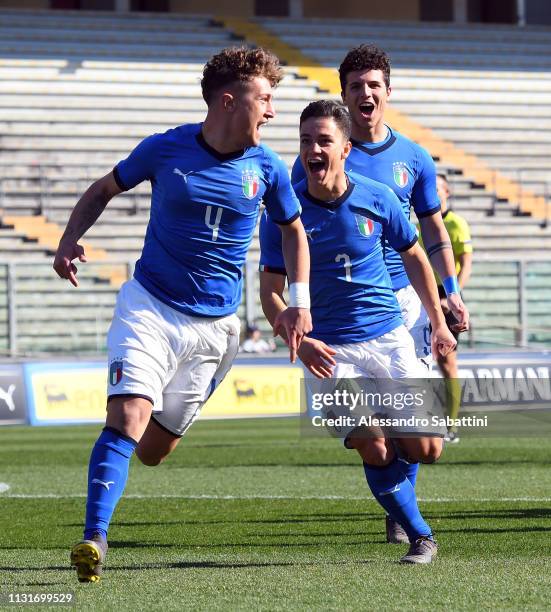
left=135, top=419, right=181, bottom=467
left=417, top=439, right=443, bottom=464
left=348, top=436, right=394, bottom=466
left=106, top=396, right=152, bottom=440
left=135, top=446, right=167, bottom=467
left=398, top=437, right=442, bottom=464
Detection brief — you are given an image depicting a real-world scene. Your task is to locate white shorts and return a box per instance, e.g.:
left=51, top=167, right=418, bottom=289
left=326, top=324, right=427, bottom=380
left=107, top=278, right=240, bottom=436
left=394, top=284, right=432, bottom=370
left=304, top=325, right=444, bottom=441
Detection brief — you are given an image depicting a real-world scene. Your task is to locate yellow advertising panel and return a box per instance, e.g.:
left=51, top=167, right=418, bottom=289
left=26, top=363, right=107, bottom=424
left=202, top=366, right=303, bottom=418
left=25, top=362, right=303, bottom=424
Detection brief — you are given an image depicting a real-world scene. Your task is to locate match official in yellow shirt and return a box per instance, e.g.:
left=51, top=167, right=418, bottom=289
left=420, top=173, right=473, bottom=442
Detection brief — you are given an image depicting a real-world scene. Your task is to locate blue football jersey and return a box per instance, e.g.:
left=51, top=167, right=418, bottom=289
left=292, top=127, right=440, bottom=291
left=260, top=172, right=418, bottom=344
left=114, top=123, right=300, bottom=317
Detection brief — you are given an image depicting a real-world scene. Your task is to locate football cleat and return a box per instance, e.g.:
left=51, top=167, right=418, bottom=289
left=70, top=533, right=108, bottom=583
left=385, top=515, right=409, bottom=544
left=399, top=536, right=437, bottom=564
left=444, top=431, right=460, bottom=444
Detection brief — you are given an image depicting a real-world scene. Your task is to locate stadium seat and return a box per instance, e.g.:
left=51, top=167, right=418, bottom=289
left=0, top=8, right=550, bottom=351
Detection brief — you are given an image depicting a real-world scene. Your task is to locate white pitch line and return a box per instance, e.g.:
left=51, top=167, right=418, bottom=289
left=1, top=493, right=551, bottom=502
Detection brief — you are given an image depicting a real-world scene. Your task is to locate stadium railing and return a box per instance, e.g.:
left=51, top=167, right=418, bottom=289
left=0, top=257, right=550, bottom=357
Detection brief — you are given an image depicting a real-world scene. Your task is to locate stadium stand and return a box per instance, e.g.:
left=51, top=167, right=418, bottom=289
left=222, top=18, right=548, bottom=215
left=0, top=9, right=550, bottom=353
left=224, top=16, right=551, bottom=348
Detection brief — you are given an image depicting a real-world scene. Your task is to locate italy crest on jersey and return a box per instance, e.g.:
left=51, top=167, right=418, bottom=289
left=355, top=214, right=375, bottom=237
left=393, top=162, right=409, bottom=188
left=242, top=169, right=260, bottom=200
left=109, top=359, right=123, bottom=386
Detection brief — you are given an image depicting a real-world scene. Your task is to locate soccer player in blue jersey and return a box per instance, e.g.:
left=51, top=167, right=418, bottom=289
left=260, top=100, right=456, bottom=563
left=292, top=45, right=469, bottom=544
left=53, top=47, right=312, bottom=583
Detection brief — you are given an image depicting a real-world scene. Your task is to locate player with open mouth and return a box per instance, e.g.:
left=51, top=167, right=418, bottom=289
left=261, top=100, right=456, bottom=564
left=53, top=46, right=312, bottom=583
left=292, top=44, right=470, bottom=545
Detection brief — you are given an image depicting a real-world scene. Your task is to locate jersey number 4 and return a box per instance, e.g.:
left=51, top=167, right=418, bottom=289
left=205, top=206, right=223, bottom=241
left=335, top=253, right=352, bottom=282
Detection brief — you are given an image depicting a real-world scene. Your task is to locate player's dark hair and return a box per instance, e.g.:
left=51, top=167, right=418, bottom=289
left=201, top=46, right=283, bottom=105
left=339, top=44, right=391, bottom=91
left=299, top=100, right=352, bottom=140
left=437, top=173, right=449, bottom=184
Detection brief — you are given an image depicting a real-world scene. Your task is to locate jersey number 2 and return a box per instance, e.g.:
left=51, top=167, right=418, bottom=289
left=335, top=253, right=352, bottom=282
left=205, top=206, right=223, bottom=241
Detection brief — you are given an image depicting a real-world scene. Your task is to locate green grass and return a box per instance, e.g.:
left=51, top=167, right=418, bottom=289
left=1, top=419, right=551, bottom=610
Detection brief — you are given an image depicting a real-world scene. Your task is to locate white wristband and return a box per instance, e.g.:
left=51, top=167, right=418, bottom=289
left=289, top=282, right=310, bottom=309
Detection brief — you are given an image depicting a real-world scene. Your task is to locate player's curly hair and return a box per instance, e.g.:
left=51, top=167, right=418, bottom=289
left=201, top=46, right=283, bottom=105
left=338, top=44, right=391, bottom=91
left=299, top=100, right=351, bottom=140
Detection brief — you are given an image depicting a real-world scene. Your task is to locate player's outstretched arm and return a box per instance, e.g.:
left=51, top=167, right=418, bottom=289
left=259, top=271, right=334, bottom=377
left=53, top=171, right=122, bottom=287
left=400, top=242, right=457, bottom=358
left=276, top=219, right=313, bottom=362
left=419, top=214, right=469, bottom=332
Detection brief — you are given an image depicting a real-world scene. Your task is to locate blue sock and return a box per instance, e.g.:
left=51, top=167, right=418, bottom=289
left=83, top=427, right=137, bottom=541
left=399, top=459, right=419, bottom=489
left=363, top=458, right=432, bottom=542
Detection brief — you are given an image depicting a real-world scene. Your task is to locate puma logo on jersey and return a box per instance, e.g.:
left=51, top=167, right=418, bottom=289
left=173, top=168, right=194, bottom=182
left=92, top=479, right=115, bottom=491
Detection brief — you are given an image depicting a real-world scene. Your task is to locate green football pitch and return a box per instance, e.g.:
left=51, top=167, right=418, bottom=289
left=1, top=419, right=550, bottom=610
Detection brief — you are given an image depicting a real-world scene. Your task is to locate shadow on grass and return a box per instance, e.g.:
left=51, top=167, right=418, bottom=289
left=0, top=566, right=68, bottom=572
left=282, top=512, right=377, bottom=520
left=65, top=512, right=381, bottom=528
left=424, top=507, right=551, bottom=521
left=0, top=542, right=176, bottom=551
left=15, top=581, right=68, bottom=587
left=111, top=558, right=374, bottom=570
left=438, top=459, right=551, bottom=466
left=0, top=539, right=384, bottom=554
left=107, top=539, right=381, bottom=549
left=164, top=462, right=358, bottom=468
left=436, top=525, right=551, bottom=535
left=0, top=558, right=375, bottom=577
